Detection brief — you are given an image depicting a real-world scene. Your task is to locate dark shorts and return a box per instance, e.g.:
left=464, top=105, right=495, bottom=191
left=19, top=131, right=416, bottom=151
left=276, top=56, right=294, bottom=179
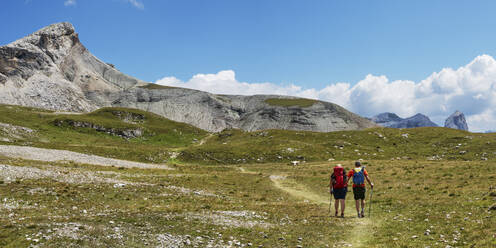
left=333, top=188, right=347, bottom=199
left=353, top=186, right=366, bottom=200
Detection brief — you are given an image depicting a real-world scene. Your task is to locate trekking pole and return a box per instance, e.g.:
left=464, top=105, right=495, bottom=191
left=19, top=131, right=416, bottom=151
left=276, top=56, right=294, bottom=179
left=368, top=187, right=374, bottom=218
left=329, top=190, right=332, bottom=217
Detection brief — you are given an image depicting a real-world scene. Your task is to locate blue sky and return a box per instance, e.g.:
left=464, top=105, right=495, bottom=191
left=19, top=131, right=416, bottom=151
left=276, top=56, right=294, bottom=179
left=2, top=0, right=496, bottom=85
left=2, top=0, right=496, bottom=131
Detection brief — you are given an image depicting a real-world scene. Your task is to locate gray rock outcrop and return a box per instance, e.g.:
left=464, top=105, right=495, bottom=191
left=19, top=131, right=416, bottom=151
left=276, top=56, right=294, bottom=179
left=370, top=112, right=403, bottom=127
left=444, top=111, right=468, bottom=131
left=372, top=112, right=438, bottom=128
left=0, top=22, right=377, bottom=132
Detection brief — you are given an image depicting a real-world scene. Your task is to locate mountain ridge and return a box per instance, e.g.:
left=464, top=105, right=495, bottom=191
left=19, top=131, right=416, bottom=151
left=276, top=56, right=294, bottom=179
left=371, top=112, right=438, bottom=128
left=0, top=22, right=376, bottom=132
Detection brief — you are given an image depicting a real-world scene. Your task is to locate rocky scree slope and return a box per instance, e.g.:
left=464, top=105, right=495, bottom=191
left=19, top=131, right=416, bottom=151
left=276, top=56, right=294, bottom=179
left=371, top=112, right=438, bottom=128
left=444, top=110, right=469, bottom=131
left=0, top=22, right=376, bottom=132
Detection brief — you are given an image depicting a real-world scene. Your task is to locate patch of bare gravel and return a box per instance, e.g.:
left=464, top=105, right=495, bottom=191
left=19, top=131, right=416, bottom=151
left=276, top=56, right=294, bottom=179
left=25, top=222, right=93, bottom=246
left=0, top=145, right=170, bottom=169
left=181, top=210, right=272, bottom=229
left=163, top=185, right=219, bottom=197
left=0, top=164, right=133, bottom=185
left=0, top=197, right=36, bottom=210
left=0, top=122, right=36, bottom=140
left=155, top=233, right=229, bottom=248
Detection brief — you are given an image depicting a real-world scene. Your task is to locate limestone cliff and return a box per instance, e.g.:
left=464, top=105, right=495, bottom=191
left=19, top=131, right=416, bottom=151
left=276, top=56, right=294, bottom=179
left=0, top=22, right=376, bottom=132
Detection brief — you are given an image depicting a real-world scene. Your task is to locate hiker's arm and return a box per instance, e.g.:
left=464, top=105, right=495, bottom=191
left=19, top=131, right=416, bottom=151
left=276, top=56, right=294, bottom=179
left=365, top=174, right=374, bottom=188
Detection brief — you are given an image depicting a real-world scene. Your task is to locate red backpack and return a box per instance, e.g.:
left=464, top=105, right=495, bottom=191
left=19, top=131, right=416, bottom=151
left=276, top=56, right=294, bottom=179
left=331, top=166, right=347, bottom=189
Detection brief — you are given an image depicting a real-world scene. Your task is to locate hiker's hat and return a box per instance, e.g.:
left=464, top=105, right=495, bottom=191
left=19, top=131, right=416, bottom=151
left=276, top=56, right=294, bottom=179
left=355, top=161, right=361, bottom=167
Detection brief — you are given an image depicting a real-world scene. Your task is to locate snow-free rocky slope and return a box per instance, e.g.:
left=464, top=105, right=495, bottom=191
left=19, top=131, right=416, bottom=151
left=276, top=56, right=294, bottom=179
left=444, top=111, right=469, bottom=131
left=0, top=22, right=376, bottom=132
left=371, top=112, right=438, bottom=128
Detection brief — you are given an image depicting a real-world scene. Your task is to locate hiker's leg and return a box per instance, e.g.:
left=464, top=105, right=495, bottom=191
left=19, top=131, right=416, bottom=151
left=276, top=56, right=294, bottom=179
left=340, top=199, right=345, bottom=215
left=334, top=199, right=339, bottom=214
left=355, top=200, right=360, bottom=213
left=361, top=199, right=365, bottom=212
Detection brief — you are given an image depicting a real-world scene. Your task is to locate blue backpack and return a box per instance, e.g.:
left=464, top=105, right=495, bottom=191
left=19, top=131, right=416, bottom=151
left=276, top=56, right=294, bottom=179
left=352, top=167, right=365, bottom=185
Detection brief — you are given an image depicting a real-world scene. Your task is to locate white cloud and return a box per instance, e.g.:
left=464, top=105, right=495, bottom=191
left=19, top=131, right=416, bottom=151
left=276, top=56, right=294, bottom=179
left=64, top=0, right=76, bottom=6
left=126, top=0, right=144, bottom=9
left=156, top=70, right=308, bottom=97
left=63, top=0, right=144, bottom=9
left=155, top=55, right=496, bottom=132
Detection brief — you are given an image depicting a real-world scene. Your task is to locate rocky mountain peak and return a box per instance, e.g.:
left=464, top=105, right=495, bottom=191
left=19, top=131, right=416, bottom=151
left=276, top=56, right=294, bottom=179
left=0, top=22, right=377, bottom=132
left=371, top=112, right=438, bottom=128
left=410, top=113, right=430, bottom=121
left=6, top=22, right=79, bottom=65
left=444, top=111, right=468, bottom=131
left=371, top=112, right=402, bottom=123
left=9, top=22, right=75, bottom=46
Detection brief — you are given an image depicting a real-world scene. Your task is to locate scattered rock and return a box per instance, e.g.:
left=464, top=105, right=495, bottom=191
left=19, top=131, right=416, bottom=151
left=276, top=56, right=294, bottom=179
left=113, top=183, right=126, bottom=188
left=489, top=204, right=496, bottom=211
left=290, top=161, right=300, bottom=166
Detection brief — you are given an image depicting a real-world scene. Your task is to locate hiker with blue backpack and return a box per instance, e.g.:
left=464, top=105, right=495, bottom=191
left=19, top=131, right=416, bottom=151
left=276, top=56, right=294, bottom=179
left=330, top=164, right=348, bottom=218
left=347, top=161, right=374, bottom=218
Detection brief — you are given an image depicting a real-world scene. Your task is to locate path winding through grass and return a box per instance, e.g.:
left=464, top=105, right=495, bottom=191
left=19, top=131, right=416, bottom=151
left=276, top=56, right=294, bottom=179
left=269, top=173, right=375, bottom=247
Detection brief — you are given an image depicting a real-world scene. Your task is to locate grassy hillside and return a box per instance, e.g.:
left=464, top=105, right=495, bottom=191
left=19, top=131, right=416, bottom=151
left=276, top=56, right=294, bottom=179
left=264, top=98, right=319, bottom=108
left=137, top=83, right=176, bottom=90
left=0, top=104, right=495, bottom=164
left=180, top=127, right=496, bottom=164
left=0, top=105, right=207, bottom=163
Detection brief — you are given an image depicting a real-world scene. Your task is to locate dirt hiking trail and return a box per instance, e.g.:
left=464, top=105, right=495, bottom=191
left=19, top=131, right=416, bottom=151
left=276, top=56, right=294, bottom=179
left=269, top=174, right=375, bottom=248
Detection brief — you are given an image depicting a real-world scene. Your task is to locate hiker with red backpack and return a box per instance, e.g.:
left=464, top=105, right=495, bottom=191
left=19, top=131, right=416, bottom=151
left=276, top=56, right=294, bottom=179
left=347, top=161, right=374, bottom=218
left=330, top=164, right=348, bottom=218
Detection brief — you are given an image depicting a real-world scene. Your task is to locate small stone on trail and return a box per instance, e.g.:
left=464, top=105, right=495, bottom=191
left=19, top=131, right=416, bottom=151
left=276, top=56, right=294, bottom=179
left=489, top=204, right=496, bottom=211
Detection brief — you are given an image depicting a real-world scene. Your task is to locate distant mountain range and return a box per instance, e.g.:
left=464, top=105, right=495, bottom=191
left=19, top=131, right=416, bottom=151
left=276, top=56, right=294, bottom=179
left=371, top=111, right=469, bottom=131
left=371, top=112, right=438, bottom=128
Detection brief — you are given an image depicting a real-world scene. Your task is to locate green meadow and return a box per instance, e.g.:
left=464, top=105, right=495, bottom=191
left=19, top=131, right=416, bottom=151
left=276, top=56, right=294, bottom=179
left=0, top=104, right=494, bottom=247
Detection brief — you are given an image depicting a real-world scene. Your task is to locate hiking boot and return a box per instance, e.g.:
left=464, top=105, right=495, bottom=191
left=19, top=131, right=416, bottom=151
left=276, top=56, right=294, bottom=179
left=361, top=210, right=365, bottom=218
left=341, top=213, right=344, bottom=218
left=357, top=212, right=361, bottom=218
